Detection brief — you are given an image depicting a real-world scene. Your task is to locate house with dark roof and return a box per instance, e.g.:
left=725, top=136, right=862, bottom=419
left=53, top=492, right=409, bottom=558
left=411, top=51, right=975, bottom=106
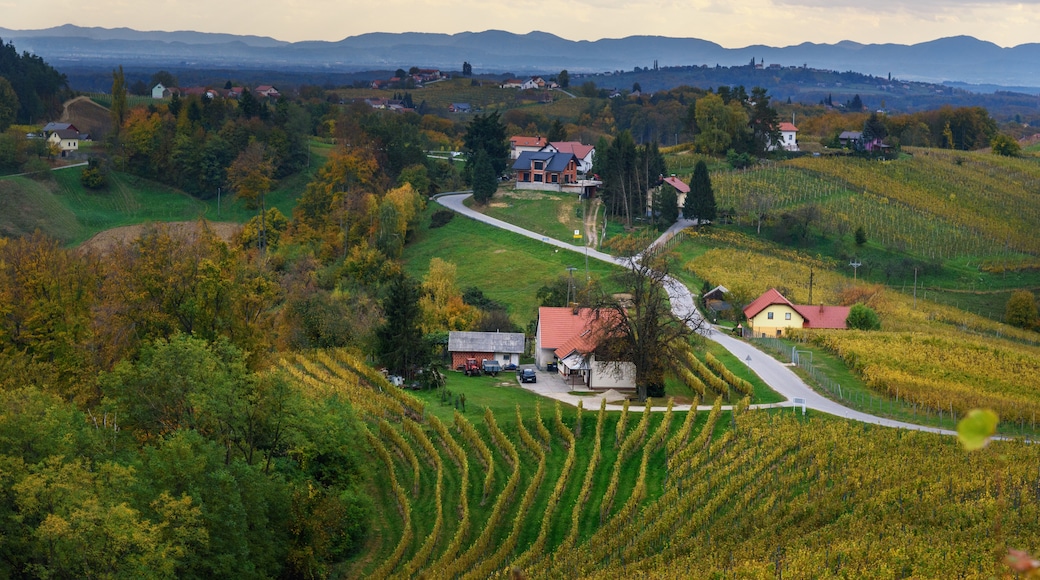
left=513, top=151, right=579, bottom=191
left=838, top=131, right=863, bottom=148
left=449, top=103, right=472, bottom=113
left=742, top=288, right=850, bottom=337
left=42, top=122, right=78, bottom=134
left=535, top=307, right=636, bottom=390
left=47, top=128, right=80, bottom=157
left=447, top=331, right=526, bottom=370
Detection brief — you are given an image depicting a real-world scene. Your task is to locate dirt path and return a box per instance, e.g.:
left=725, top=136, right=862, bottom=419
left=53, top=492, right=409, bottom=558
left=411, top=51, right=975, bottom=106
left=584, top=197, right=601, bottom=248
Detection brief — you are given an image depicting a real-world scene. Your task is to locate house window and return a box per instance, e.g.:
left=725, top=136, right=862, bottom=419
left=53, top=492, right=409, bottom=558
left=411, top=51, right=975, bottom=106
left=533, top=161, right=544, bottom=170
left=534, top=174, right=543, bottom=182
left=767, top=312, right=774, bottom=320
left=785, top=312, right=792, bottom=320
left=551, top=174, right=558, bottom=183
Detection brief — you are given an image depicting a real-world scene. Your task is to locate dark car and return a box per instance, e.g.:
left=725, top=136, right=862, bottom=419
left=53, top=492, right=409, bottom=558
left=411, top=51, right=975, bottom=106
left=519, top=368, right=537, bottom=383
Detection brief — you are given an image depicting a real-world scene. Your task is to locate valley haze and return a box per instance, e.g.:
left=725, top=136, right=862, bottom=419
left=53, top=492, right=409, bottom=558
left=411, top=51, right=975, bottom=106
left=2, top=25, right=1040, bottom=90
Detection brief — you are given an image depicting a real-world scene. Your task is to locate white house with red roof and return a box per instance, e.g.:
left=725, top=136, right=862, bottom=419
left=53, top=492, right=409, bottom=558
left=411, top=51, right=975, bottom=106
left=509, top=135, right=548, bottom=160
left=742, top=288, right=850, bottom=337
left=768, top=122, right=799, bottom=152
left=541, top=141, right=595, bottom=174
left=536, top=307, right=636, bottom=390
left=255, top=85, right=280, bottom=99
left=544, top=142, right=594, bottom=174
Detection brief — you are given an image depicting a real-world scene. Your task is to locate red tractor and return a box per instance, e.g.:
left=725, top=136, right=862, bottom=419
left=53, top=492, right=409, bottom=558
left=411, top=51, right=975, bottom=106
left=463, top=358, right=482, bottom=377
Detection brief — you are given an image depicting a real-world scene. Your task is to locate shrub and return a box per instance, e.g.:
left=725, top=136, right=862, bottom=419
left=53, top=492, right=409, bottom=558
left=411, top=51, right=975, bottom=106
left=430, top=209, right=454, bottom=229
left=846, top=303, right=881, bottom=330
left=80, top=158, right=108, bottom=189
left=1005, top=290, right=1038, bottom=329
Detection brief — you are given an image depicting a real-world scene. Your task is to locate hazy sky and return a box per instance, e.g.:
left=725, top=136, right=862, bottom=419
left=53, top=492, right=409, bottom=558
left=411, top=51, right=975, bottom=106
left=4, top=0, right=1038, bottom=47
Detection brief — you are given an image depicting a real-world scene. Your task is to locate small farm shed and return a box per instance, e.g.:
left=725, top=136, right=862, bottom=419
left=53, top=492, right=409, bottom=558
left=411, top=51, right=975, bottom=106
left=448, top=331, right=525, bottom=370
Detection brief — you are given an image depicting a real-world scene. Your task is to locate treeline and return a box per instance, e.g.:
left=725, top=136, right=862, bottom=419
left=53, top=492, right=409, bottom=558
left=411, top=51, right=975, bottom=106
left=0, top=38, right=70, bottom=130
left=794, top=105, right=999, bottom=150
left=112, top=88, right=470, bottom=198
left=116, top=92, right=310, bottom=197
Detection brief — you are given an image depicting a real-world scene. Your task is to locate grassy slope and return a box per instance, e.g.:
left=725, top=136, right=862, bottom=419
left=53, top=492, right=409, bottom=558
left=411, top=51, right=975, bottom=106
left=401, top=206, right=621, bottom=328
left=0, top=140, right=332, bottom=245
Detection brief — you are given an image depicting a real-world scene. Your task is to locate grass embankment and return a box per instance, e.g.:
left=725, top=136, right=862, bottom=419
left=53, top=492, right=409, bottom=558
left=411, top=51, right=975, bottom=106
left=402, top=205, right=622, bottom=327
left=468, top=188, right=584, bottom=244
left=0, top=140, right=332, bottom=245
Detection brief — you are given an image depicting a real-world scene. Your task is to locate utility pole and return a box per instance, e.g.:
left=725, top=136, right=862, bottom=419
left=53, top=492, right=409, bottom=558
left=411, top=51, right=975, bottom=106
left=913, top=267, right=918, bottom=309
left=808, top=265, right=814, bottom=304
left=849, top=258, right=861, bottom=280
left=566, top=266, right=577, bottom=305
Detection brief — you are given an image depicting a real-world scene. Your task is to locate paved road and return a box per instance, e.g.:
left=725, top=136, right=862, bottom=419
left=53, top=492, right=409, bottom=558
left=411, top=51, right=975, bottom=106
left=434, top=191, right=956, bottom=435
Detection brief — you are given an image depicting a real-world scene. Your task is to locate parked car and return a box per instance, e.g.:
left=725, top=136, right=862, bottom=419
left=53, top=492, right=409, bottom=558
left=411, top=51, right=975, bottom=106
left=519, top=368, right=537, bottom=383
left=546, top=362, right=558, bottom=373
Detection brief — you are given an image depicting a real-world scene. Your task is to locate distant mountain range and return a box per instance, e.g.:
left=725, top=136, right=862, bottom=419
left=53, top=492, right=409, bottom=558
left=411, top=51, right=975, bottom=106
left=2, top=25, right=1039, bottom=90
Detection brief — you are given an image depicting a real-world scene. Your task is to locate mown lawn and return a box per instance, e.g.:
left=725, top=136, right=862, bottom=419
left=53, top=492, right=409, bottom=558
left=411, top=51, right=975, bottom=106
left=402, top=206, right=622, bottom=328
left=468, top=188, right=584, bottom=244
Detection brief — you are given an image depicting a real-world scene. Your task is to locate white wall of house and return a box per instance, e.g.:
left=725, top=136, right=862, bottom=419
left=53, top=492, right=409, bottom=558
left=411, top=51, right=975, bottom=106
left=151, top=83, right=166, bottom=99
left=589, top=358, right=636, bottom=390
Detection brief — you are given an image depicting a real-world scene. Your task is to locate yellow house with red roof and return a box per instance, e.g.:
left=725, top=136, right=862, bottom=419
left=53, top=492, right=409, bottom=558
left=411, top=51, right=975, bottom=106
left=535, top=307, right=636, bottom=390
left=743, top=288, right=850, bottom=337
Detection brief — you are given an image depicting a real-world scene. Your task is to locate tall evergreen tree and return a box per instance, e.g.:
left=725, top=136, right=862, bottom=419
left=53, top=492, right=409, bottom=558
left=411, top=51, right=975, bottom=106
left=547, top=118, right=567, bottom=142
left=462, top=111, right=508, bottom=181
left=684, top=160, right=716, bottom=224
left=376, top=274, right=429, bottom=378
left=111, top=65, right=128, bottom=133
left=748, top=87, right=780, bottom=155
left=470, top=150, right=497, bottom=205
left=862, top=112, right=888, bottom=142
left=657, top=185, right=678, bottom=229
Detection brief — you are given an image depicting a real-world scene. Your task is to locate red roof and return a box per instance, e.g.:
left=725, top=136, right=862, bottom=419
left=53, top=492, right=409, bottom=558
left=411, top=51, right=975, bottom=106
left=743, top=288, right=848, bottom=330
left=793, top=304, right=851, bottom=329
left=511, top=135, right=547, bottom=148
left=539, top=307, right=625, bottom=358
left=779, top=122, right=798, bottom=132
left=549, top=141, right=594, bottom=160
left=662, top=176, right=689, bottom=193
left=539, top=307, right=598, bottom=350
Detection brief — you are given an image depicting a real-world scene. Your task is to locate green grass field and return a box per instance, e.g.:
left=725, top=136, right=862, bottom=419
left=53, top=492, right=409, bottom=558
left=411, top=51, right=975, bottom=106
left=0, top=140, right=332, bottom=245
left=402, top=205, right=622, bottom=327
left=468, top=188, right=585, bottom=244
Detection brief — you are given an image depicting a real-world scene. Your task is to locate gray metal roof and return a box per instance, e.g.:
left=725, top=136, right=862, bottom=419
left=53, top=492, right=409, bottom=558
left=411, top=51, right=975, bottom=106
left=512, top=150, right=577, bottom=172
left=448, top=331, right=525, bottom=353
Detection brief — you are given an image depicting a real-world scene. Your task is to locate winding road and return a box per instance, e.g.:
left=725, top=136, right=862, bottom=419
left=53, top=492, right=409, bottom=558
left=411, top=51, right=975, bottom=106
left=435, top=191, right=958, bottom=436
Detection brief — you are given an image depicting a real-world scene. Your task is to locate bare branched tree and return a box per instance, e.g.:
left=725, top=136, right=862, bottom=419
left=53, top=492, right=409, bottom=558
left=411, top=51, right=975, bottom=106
left=591, top=244, right=706, bottom=402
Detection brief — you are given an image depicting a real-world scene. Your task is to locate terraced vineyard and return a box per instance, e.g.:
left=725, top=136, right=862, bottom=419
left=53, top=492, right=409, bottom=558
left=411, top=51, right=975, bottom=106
left=713, top=150, right=1040, bottom=260
left=281, top=349, right=1040, bottom=578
